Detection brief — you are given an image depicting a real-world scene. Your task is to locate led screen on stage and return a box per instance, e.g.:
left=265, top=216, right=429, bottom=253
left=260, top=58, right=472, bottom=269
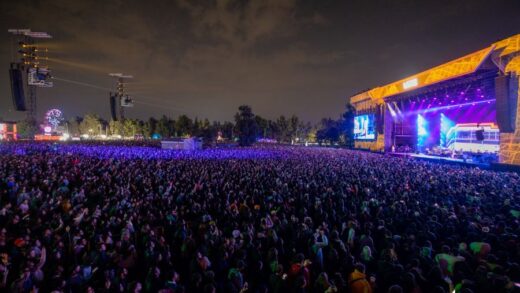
left=354, top=114, right=376, bottom=140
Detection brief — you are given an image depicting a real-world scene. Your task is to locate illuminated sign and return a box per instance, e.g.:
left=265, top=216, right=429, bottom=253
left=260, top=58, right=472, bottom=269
left=403, top=78, right=418, bottom=89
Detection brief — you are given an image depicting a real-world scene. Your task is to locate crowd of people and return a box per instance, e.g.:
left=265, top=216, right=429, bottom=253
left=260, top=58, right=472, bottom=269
left=0, top=142, right=519, bottom=293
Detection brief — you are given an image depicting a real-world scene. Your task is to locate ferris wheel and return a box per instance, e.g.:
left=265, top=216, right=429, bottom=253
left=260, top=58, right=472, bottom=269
left=45, top=108, right=64, bottom=130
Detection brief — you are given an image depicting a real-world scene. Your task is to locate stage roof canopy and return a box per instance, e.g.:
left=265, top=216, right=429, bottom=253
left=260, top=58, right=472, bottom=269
left=352, top=34, right=520, bottom=105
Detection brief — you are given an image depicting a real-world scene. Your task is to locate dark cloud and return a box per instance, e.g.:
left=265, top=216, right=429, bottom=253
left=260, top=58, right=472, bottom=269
left=1, top=0, right=519, bottom=122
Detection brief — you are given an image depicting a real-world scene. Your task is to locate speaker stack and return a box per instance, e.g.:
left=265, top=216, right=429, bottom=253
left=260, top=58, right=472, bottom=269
left=9, top=63, right=26, bottom=111
left=376, top=104, right=384, bottom=134
left=109, top=93, right=118, bottom=121
left=495, top=73, right=518, bottom=133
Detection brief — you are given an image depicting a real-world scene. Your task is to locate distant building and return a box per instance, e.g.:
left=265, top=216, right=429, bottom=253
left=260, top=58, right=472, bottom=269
left=0, top=121, right=17, bottom=140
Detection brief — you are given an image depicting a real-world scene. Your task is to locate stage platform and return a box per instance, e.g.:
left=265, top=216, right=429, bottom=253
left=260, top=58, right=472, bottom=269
left=389, top=152, right=490, bottom=168
left=385, top=152, right=520, bottom=173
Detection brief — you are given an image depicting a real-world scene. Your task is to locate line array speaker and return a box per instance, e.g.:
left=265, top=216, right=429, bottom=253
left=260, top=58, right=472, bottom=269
left=110, top=93, right=117, bottom=121
left=376, top=104, right=384, bottom=134
left=9, top=66, right=26, bottom=111
left=495, top=74, right=517, bottom=133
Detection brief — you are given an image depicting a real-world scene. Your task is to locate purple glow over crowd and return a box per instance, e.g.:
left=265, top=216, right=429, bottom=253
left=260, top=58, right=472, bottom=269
left=0, top=143, right=279, bottom=160
left=1, top=142, right=520, bottom=292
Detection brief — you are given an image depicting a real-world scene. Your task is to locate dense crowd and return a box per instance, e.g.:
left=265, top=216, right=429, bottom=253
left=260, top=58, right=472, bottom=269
left=0, top=142, right=519, bottom=293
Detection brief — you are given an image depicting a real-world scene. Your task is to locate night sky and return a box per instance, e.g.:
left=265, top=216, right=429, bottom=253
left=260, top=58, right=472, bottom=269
left=1, top=0, right=519, bottom=123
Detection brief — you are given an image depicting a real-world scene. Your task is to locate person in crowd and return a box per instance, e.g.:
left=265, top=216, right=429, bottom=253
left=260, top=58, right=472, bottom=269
left=0, top=141, right=519, bottom=292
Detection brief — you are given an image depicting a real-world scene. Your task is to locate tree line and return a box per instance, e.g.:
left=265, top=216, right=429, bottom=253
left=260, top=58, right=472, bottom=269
left=15, top=104, right=356, bottom=146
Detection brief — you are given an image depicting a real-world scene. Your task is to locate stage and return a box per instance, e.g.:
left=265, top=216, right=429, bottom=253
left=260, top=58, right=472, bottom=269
left=350, top=34, right=520, bottom=165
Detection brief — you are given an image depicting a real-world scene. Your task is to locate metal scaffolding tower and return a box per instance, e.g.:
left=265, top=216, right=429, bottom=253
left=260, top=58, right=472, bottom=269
left=8, top=29, right=52, bottom=121
left=109, top=73, right=134, bottom=120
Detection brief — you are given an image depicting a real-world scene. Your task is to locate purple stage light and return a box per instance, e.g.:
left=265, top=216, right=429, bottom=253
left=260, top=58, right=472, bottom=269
left=405, top=99, right=495, bottom=116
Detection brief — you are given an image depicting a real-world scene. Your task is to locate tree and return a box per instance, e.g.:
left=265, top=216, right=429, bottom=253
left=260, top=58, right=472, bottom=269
left=17, top=119, right=38, bottom=139
left=288, top=115, right=299, bottom=143
left=221, top=121, right=234, bottom=140
left=276, top=115, right=289, bottom=143
left=192, top=117, right=201, bottom=137
left=167, top=118, right=176, bottom=137
left=157, top=115, right=170, bottom=138
left=147, top=117, right=158, bottom=138
left=317, top=118, right=340, bottom=144
left=67, top=117, right=82, bottom=136
left=176, top=115, right=193, bottom=137
left=79, top=114, right=101, bottom=136
left=202, top=118, right=211, bottom=131
left=234, top=105, right=258, bottom=146
left=99, top=119, right=108, bottom=136
left=267, top=120, right=279, bottom=140
left=340, top=103, right=356, bottom=148
left=295, top=121, right=312, bottom=143
left=123, top=119, right=138, bottom=137
left=136, top=120, right=145, bottom=137
left=307, top=124, right=318, bottom=143
left=200, top=120, right=217, bottom=143
left=255, top=115, right=269, bottom=138
left=108, top=120, right=124, bottom=136
left=142, top=121, right=152, bottom=138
